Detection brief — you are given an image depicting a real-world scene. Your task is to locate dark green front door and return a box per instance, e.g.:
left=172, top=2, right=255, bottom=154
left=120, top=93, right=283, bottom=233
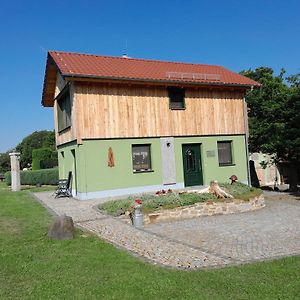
left=182, top=144, right=203, bottom=187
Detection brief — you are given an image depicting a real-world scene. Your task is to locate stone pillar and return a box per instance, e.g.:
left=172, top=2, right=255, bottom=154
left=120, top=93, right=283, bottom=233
left=9, top=152, right=21, bottom=192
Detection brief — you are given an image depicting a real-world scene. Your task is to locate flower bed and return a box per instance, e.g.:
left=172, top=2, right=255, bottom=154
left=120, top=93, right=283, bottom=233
left=142, top=194, right=265, bottom=224
left=99, top=183, right=262, bottom=217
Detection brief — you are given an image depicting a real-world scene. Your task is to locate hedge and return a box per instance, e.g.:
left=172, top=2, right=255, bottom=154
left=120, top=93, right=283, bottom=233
left=5, top=168, right=59, bottom=185
left=32, top=148, right=58, bottom=170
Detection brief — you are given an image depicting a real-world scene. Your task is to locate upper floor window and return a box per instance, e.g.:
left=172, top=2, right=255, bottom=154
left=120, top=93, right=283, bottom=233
left=168, top=87, right=185, bottom=109
left=132, top=144, right=152, bottom=172
left=217, top=141, right=233, bottom=166
left=57, top=87, right=71, bottom=132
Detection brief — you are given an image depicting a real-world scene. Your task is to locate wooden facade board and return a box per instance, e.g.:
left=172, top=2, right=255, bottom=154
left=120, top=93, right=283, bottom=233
left=55, top=82, right=246, bottom=146
left=54, top=78, right=78, bottom=145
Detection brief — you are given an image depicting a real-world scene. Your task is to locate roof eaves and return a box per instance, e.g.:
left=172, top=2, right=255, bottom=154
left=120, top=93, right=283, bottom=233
left=63, top=73, right=258, bottom=88
left=41, top=55, right=56, bottom=107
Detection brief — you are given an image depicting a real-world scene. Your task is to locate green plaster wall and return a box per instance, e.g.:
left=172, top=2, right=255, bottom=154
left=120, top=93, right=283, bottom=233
left=78, top=138, right=162, bottom=193
left=174, top=135, right=248, bottom=184
left=57, top=135, right=248, bottom=194
left=57, top=142, right=78, bottom=192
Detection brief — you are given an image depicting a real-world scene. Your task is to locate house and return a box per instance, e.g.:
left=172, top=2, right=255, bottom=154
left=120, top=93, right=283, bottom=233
left=42, top=51, right=260, bottom=200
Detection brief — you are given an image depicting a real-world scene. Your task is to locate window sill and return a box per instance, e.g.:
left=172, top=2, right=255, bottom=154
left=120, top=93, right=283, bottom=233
left=133, top=169, right=154, bottom=174
left=58, top=126, right=71, bottom=135
left=170, top=107, right=186, bottom=110
left=219, top=163, right=236, bottom=167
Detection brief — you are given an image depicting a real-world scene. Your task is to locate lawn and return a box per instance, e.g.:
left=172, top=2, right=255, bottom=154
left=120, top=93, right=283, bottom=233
left=1, top=182, right=299, bottom=299
left=99, top=182, right=262, bottom=216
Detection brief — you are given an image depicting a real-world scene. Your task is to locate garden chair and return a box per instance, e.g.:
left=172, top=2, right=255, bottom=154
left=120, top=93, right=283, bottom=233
left=54, top=171, right=72, bottom=198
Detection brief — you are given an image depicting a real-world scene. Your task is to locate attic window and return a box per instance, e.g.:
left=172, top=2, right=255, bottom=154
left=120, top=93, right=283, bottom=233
left=57, top=86, right=71, bottom=132
left=168, top=87, right=185, bottom=110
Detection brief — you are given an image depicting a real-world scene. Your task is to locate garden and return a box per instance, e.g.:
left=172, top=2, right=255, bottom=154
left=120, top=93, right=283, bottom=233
left=1, top=181, right=300, bottom=299
left=99, top=182, right=263, bottom=217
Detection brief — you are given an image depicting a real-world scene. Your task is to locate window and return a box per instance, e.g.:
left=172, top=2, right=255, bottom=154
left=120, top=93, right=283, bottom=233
left=132, top=144, right=152, bottom=172
left=217, top=141, right=233, bottom=166
left=57, top=87, right=71, bottom=132
left=186, top=149, right=196, bottom=171
left=168, top=87, right=185, bottom=109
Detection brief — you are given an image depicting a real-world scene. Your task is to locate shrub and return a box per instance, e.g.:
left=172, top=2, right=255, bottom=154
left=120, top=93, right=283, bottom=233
left=219, top=182, right=262, bottom=200
left=40, top=159, right=58, bottom=169
left=99, top=183, right=263, bottom=216
left=100, top=192, right=218, bottom=216
left=32, top=148, right=58, bottom=170
left=5, top=168, right=58, bottom=185
left=99, top=199, right=133, bottom=216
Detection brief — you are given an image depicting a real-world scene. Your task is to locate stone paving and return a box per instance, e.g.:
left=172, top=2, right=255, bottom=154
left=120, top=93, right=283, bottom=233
left=33, top=191, right=300, bottom=269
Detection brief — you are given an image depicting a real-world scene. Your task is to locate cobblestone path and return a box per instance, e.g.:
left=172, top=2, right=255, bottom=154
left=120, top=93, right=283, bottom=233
left=34, top=192, right=300, bottom=269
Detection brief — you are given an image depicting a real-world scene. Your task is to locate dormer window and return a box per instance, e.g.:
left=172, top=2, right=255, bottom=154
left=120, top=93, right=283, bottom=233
left=168, top=87, right=185, bottom=110
left=57, top=86, right=71, bottom=132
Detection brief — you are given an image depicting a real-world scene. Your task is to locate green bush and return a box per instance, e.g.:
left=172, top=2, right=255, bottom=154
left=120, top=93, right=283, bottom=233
left=219, top=182, right=262, bottom=200
left=32, top=148, right=58, bottom=170
left=4, top=172, right=10, bottom=185
left=40, top=159, right=58, bottom=169
left=5, top=168, right=58, bottom=186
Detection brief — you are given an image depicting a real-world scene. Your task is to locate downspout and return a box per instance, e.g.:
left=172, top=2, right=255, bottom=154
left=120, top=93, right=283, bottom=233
left=244, top=87, right=252, bottom=186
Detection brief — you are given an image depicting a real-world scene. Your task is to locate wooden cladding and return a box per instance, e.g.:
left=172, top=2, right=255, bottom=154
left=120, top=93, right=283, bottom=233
left=56, top=82, right=246, bottom=145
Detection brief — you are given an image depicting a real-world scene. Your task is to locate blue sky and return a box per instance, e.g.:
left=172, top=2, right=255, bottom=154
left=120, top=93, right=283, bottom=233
left=0, top=0, right=299, bottom=152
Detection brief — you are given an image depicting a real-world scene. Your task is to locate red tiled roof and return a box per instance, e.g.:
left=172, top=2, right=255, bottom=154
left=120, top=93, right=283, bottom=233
left=50, top=51, right=260, bottom=86
left=42, top=51, right=260, bottom=106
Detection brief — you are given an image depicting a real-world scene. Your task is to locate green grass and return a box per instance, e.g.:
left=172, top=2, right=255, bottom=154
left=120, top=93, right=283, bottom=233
left=1, top=182, right=299, bottom=299
left=100, top=183, right=263, bottom=216
left=20, top=185, right=57, bottom=192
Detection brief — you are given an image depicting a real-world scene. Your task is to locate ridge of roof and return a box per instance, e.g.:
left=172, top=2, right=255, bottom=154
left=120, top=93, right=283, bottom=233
left=48, top=50, right=223, bottom=69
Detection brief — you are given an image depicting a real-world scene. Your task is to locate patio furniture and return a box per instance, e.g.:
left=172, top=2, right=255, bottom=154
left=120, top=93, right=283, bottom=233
left=54, top=171, right=72, bottom=198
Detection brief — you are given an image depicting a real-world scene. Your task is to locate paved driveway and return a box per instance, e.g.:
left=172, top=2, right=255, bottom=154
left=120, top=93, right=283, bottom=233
left=34, top=191, right=300, bottom=269
left=145, top=193, right=300, bottom=263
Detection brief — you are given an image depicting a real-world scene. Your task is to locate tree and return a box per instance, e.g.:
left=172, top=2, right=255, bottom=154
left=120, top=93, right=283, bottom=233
left=241, top=67, right=300, bottom=190
left=0, top=152, right=10, bottom=173
left=42, top=131, right=56, bottom=150
left=282, top=80, right=300, bottom=189
left=16, top=130, right=56, bottom=169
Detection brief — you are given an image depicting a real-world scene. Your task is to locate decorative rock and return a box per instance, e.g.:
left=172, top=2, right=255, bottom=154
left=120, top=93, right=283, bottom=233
left=48, top=215, right=75, bottom=240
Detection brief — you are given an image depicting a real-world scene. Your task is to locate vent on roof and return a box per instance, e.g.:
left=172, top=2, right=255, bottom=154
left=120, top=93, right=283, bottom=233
left=166, top=72, right=220, bottom=81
